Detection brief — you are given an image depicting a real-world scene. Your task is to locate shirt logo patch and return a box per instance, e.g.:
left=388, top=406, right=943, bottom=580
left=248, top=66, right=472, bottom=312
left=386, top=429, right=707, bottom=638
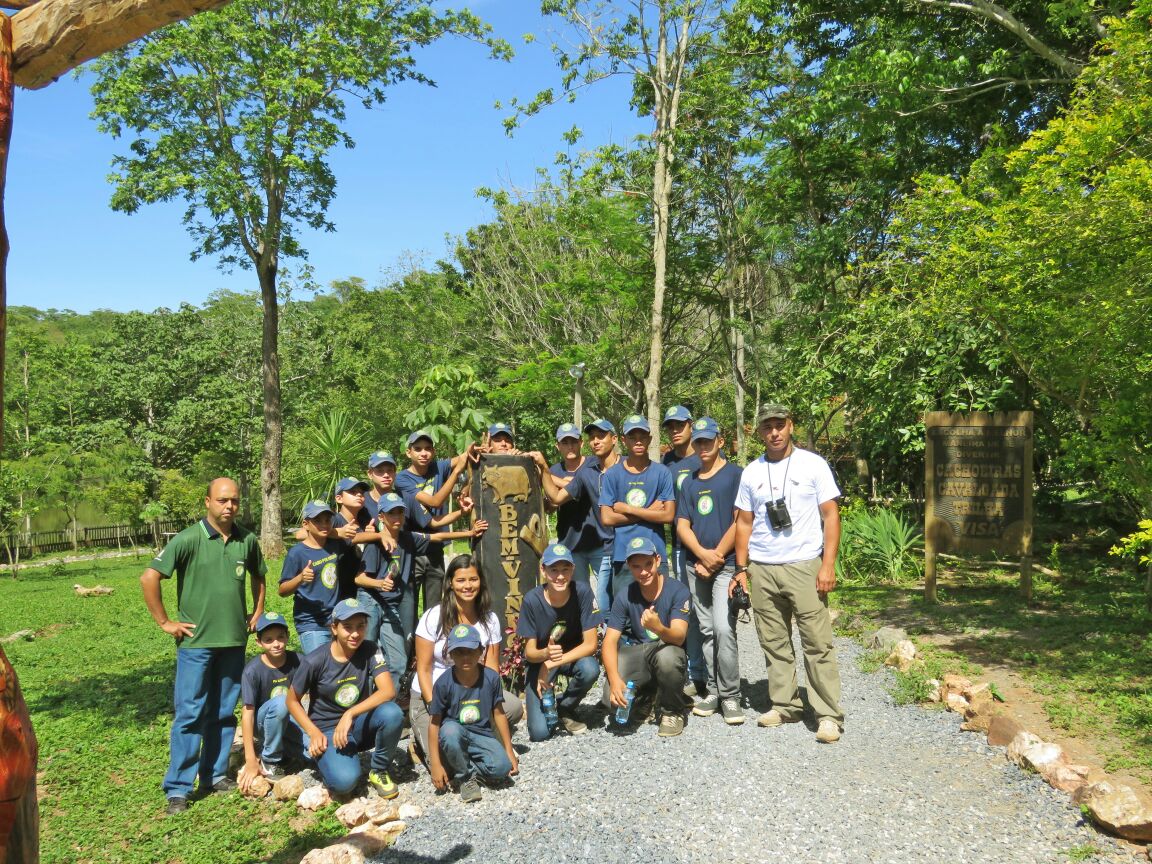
left=459, top=704, right=481, bottom=725
left=697, top=495, right=714, bottom=516
left=334, top=684, right=360, bottom=707
left=549, top=623, right=567, bottom=643
left=644, top=628, right=658, bottom=641
left=677, top=473, right=688, bottom=490
left=270, top=685, right=288, bottom=699
left=321, top=562, right=338, bottom=589
left=234, top=564, right=245, bottom=577
left=625, top=488, right=647, bottom=507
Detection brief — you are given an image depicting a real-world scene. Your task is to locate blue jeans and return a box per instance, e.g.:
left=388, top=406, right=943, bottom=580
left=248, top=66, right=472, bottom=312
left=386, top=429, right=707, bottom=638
left=595, top=552, right=615, bottom=617
left=255, top=694, right=307, bottom=764
left=571, top=548, right=606, bottom=590
left=692, top=567, right=740, bottom=699
left=163, top=646, right=244, bottom=798
left=356, top=587, right=416, bottom=680
left=673, top=547, right=706, bottom=684
left=315, top=701, right=404, bottom=795
left=523, top=657, right=600, bottom=742
left=299, top=629, right=332, bottom=655
left=437, top=719, right=512, bottom=784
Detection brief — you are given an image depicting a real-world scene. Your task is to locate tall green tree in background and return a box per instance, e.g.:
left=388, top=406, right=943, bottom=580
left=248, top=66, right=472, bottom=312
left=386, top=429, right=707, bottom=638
left=89, top=0, right=510, bottom=556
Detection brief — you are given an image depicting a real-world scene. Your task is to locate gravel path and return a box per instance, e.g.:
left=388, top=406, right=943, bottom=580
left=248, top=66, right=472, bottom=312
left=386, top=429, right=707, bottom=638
left=376, top=621, right=1127, bottom=864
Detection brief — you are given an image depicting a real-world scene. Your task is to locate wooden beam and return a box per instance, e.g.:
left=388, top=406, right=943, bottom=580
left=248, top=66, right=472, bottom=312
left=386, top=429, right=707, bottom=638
left=11, top=0, right=232, bottom=90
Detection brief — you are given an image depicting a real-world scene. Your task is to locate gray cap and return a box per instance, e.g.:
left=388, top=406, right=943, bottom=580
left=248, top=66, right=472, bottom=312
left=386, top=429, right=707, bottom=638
left=756, top=404, right=791, bottom=423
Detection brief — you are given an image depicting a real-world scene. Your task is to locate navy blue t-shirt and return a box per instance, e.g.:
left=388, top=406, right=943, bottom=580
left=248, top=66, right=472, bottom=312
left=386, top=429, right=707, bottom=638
left=663, top=451, right=701, bottom=550
left=428, top=665, right=505, bottom=738
left=292, top=641, right=389, bottom=732
left=550, top=456, right=602, bottom=551
left=677, top=461, right=743, bottom=567
left=280, top=539, right=350, bottom=633
left=516, top=580, right=601, bottom=657
left=359, top=531, right=425, bottom=604
left=564, top=457, right=613, bottom=552
left=600, top=461, right=676, bottom=562
left=241, top=651, right=301, bottom=709
left=606, top=576, right=692, bottom=644
left=395, top=459, right=453, bottom=556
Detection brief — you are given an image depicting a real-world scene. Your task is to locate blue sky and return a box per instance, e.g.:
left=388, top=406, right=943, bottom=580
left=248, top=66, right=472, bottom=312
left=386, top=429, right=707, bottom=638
left=5, top=4, right=649, bottom=314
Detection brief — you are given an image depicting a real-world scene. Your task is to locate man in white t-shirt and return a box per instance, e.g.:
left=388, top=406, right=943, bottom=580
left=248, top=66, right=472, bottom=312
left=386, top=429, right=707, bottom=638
left=732, top=404, right=844, bottom=743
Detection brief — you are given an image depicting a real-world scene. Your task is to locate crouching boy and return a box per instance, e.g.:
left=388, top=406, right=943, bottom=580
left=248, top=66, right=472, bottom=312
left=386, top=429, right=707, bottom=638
left=427, top=624, right=518, bottom=803
left=237, top=612, right=304, bottom=792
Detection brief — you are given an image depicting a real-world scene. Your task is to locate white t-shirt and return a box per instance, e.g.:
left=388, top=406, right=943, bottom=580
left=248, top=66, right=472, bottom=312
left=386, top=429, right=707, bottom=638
left=412, top=604, right=502, bottom=698
left=736, top=448, right=840, bottom=564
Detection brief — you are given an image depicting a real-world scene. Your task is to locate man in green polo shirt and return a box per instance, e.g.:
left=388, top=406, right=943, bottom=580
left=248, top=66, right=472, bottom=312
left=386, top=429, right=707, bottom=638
left=141, top=477, right=267, bottom=814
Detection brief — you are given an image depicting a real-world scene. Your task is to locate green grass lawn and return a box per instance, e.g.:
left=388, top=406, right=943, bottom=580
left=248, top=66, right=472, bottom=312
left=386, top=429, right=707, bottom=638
left=0, top=555, right=344, bottom=864
left=833, top=549, right=1152, bottom=781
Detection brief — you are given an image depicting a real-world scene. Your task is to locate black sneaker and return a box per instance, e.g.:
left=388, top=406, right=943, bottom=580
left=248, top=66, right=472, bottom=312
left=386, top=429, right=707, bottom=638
left=260, top=760, right=285, bottom=780
left=166, top=796, right=188, bottom=815
left=211, top=778, right=237, bottom=793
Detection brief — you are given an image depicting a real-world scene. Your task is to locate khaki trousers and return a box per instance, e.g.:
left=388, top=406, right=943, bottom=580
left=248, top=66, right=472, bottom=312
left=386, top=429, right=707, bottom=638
left=748, top=558, right=843, bottom=726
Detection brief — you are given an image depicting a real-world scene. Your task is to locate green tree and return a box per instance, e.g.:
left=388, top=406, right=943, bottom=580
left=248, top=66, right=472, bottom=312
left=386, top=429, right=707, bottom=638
left=90, top=0, right=510, bottom=556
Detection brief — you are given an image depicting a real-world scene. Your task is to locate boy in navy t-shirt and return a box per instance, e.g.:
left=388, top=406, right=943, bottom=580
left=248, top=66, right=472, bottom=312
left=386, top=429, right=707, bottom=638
left=601, top=536, right=693, bottom=737
left=427, top=624, right=518, bottom=803
left=516, top=543, right=602, bottom=741
left=237, top=612, right=304, bottom=791
left=279, top=500, right=351, bottom=654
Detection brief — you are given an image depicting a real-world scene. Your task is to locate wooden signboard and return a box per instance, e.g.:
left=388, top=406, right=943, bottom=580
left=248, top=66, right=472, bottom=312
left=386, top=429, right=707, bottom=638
left=468, top=454, right=548, bottom=646
left=924, top=411, right=1034, bottom=601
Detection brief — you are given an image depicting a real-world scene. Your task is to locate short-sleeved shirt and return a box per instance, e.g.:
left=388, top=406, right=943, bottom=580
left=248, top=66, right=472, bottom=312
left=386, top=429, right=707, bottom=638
left=395, top=459, right=454, bottom=557
left=412, top=606, right=503, bottom=698
left=241, top=652, right=301, bottom=710
left=516, top=581, right=602, bottom=660
left=428, top=666, right=504, bottom=738
left=359, top=531, right=424, bottom=604
left=677, top=461, right=743, bottom=567
left=149, top=519, right=267, bottom=649
left=663, top=451, right=701, bottom=550
left=735, top=448, right=841, bottom=564
left=280, top=539, right=349, bottom=633
left=600, top=461, right=676, bottom=562
left=563, top=457, right=613, bottom=552
left=291, top=641, right=389, bottom=732
left=550, top=457, right=601, bottom=551
left=606, top=577, right=692, bottom=644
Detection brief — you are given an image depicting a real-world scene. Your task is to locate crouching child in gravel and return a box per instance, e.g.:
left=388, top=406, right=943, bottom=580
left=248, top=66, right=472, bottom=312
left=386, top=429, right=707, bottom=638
left=287, top=599, right=405, bottom=799
left=427, top=624, right=518, bottom=803
left=238, top=612, right=305, bottom=792
left=517, top=543, right=602, bottom=741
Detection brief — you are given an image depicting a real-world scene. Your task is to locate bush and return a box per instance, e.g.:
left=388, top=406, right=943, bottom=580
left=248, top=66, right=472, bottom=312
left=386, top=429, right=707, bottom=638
left=838, top=501, right=923, bottom=585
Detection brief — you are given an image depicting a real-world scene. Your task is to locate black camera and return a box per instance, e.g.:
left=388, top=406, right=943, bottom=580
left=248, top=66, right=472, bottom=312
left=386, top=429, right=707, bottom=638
left=765, top=497, right=792, bottom=530
left=729, top=581, right=751, bottom=618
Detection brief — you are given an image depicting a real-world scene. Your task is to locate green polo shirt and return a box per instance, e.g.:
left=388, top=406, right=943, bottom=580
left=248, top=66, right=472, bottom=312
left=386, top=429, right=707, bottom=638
left=151, top=519, right=267, bottom=649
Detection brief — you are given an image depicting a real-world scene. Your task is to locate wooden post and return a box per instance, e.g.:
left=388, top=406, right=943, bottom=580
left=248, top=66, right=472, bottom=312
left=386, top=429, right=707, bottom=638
left=924, top=535, right=938, bottom=604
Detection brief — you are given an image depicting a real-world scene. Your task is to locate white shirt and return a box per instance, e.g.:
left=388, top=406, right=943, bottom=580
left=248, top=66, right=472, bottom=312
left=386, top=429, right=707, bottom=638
left=736, top=448, right=840, bottom=564
left=412, top=604, right=502, bottom=697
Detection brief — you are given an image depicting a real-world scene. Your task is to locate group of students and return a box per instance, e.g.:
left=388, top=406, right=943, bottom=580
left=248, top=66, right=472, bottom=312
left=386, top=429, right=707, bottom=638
left=246, top=408, right=777, bottom=802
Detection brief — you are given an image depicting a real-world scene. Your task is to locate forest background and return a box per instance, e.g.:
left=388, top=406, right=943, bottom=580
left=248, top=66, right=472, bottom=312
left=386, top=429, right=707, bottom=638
left=2, top=0, right=1150, bottom=564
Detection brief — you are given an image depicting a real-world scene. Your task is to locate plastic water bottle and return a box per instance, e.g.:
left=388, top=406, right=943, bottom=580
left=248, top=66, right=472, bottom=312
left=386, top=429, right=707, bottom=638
left=615, top=680, right=637, bottom=725
left=541, top=688, right=559, bottom=728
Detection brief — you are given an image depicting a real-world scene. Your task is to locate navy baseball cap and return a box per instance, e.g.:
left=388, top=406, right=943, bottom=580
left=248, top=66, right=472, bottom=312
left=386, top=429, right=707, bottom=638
left=335, top=477, right=369, bottom=496
left=541, top=543, right=574, bottom=566
left=625, top=536, right=660, bottom=559
left=662, top=405, right=692, bottom=425
left=255, top=611, right=289, bottom=635
left=332, top=598, right=370, bottom=622
left=622, top=414, right=651, bottom=434
left=378, top=492, right=407, bottom=513
left=488, top=422, right=514, bottom=439
left=690, top=417, right=721, bottom=441
left=445, top=623, right=482, bottom=652
left=555, top=422, right=581, bottom=442
left=368, top=450, right=397, bottom=469
left=584, top=418, right=616, bottom=434
left=406, top=429, right=435, bottom=446
left=302, top=499, right=333, bottom=520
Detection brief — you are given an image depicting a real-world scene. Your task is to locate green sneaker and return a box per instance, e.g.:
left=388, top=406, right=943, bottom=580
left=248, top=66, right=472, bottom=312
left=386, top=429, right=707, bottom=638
left=367, top=770, right=398, bottom=799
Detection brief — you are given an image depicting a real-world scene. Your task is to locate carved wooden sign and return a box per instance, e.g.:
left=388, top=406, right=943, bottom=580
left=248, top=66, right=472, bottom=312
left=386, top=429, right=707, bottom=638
left=925, top=411, right=1033, bottom=555
left=469, top=454, right=548, bottom=646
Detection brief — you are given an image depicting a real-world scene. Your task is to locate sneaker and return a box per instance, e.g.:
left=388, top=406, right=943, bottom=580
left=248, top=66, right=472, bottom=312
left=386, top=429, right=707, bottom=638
left=720, top=698, right=746, bottom=725
left=260, top=760, right=285, bottom=780
left=816, top=719, right=842, bottom=743
left=657, top=713, right=685, bottom=737
left=682, top=679, right=707, bottom=698
left=210, top=778, right=237, bottom=793
left=459, top=777, right=482, bottom=803
left=367, top=770, right=399, bottom=799
left=756, top=709, right=801, bottom=728
left=558, top=711, right=588, bottom=735
left=165, top=796, right=188, bottom=815
left=692, top=694, right=720, bottom=717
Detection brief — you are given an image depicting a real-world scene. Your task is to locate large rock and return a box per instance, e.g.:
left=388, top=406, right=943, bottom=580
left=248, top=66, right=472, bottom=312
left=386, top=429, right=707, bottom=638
left=298, top=785, right=331, bottom=811
left=939, top=674, right=973, bottom=701
left=335, top=798, right=370, bottom=828
left=1007, top=731, right=1063, bottom=772
left=868, top=626, right=908, bottom=652
left=242, top=776, right=272, bottom=799
left=1078, top=781, right=1152, bottom=841
left=273, top=774, right=304, bottom=801
left=397, top=802, right=422, bottom=821
left=364, top=800, right=400, bottom=824
left=944, top=692, right=969, bottom=714
left=987, top=713, right=1024, bottom=747
left=960, top=687, right=996, bottom=732
left=1039, top=761, right=1091, bottom=795
left=299, top=828, right=401, bottom=864
left=884, top=640, right=918, bottom=672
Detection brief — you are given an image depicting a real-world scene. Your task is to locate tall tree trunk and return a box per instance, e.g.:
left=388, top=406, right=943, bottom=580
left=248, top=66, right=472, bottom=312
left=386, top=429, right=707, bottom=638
left=730, top=286, right=746, bottom=455
left=0, top=13, right=11, bottom=460
left=646, top=128, right=670, bottom=439
left=258, top=260, right=283, bottom=559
